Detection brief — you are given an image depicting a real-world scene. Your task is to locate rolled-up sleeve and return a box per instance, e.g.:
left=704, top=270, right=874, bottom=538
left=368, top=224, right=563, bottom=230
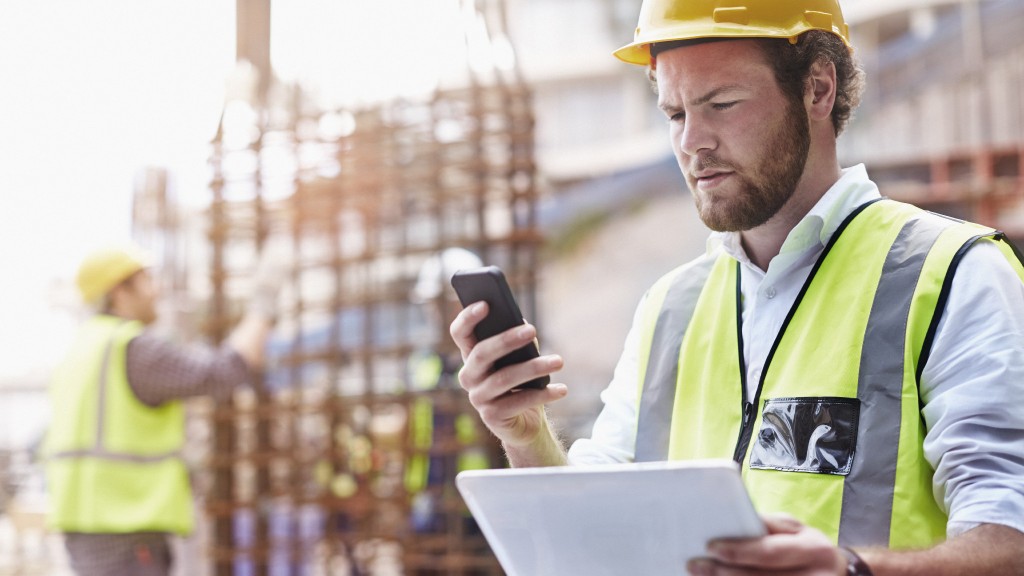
left=921, top=240, right=1024, bottom=537
left=125, top=333, right=254, bottom=406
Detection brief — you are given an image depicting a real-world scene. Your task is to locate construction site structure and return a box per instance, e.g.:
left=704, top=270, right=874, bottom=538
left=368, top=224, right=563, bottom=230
left=7, top=0, right=1019, bottom=574
left=506, top=0, right=1024, bottom=242
left=132, top=1, right=539, bottom=574
left=841, top=0, right=1024, bottom=241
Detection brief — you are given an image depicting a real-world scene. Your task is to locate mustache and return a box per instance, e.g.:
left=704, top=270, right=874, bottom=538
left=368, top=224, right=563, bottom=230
left=689, top=154, right=734, bottom=178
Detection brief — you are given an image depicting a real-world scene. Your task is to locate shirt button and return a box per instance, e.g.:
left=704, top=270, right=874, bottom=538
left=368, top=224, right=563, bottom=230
left=765, top=286, right=777, bottom=299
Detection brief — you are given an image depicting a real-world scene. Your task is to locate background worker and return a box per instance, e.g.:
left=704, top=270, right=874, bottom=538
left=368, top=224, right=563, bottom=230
left=450, top=1, right=1024, bottom=574
left=44, top=241, right=287, bottom=576
left=406, top=248, right=492, bottom=572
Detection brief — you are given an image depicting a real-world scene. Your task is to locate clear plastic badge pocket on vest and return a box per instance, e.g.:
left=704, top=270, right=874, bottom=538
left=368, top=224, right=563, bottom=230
left=749, top=397, right=859, bottom=475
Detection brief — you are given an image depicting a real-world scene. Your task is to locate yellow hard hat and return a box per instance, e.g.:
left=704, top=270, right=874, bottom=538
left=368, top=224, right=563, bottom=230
left=613, top=0, right=852, bottom=66
left=75, top=242, right=153, bottom=304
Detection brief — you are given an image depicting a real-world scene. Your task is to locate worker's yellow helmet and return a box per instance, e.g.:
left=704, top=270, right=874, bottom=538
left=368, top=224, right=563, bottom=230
left=613, top=0, right=852, bottom=67
left=75, top=242, right=153, bottom=304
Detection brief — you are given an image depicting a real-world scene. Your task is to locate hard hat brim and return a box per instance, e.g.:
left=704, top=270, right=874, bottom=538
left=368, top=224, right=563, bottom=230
left=614, top=19, right=852, bottom=67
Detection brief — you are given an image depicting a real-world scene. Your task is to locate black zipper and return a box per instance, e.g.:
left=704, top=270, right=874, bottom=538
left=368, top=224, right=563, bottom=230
left=730, top=198, right=883, bottom=464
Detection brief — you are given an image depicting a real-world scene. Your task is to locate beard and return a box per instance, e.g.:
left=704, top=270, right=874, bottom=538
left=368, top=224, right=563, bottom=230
left=690, top=98, right=811, bottom=232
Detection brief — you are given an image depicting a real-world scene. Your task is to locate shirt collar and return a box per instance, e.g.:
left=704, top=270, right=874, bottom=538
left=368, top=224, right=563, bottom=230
left=705, top=164, right=881, bottom=262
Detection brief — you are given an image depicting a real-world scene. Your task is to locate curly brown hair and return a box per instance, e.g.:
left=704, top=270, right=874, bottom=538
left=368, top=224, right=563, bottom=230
left=756, top=30, right=865, bottom=136
left=648, top=31, right=865, bottom=136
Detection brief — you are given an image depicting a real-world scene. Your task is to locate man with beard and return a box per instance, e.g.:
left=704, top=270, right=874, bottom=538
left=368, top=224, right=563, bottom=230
left=450, top=1, right=1024, bottom=575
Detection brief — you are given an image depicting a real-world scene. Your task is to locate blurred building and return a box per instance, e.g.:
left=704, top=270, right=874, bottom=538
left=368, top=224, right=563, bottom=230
left=3, top=0, right=1024, bottom=574
left=842, top=0, right=1024, bottom=240
left=136, top=2, right=538, bottom=574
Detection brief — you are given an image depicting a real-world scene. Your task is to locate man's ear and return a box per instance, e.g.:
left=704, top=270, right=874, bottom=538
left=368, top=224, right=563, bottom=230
left=806, top=58, right=837, bottom=123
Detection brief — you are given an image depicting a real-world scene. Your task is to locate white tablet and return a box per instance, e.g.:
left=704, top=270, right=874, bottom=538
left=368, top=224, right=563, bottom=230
left=456, top=459, right=764, bottom=576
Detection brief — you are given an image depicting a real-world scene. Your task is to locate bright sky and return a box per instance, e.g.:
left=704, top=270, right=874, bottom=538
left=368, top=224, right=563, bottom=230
left=0, top=0, right=496, bottom=390
left=0, top=2, right=234, bottom=387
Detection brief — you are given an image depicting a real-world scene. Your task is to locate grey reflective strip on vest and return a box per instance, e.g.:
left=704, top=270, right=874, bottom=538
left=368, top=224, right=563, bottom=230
left=48, top=448, right=183, bottom=463
left=94, top=329, right=116, bottom=449
left=50, top=321, right=183, bottom=465
left=635, top=256, right=717, bottom=462
left=837, top=214, right=949, bottom=547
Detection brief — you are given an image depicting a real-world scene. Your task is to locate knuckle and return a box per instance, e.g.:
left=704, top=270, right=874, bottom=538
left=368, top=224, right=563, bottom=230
left=466, top=387, right=482, bottom=409
left=490, top=367, right=514, bottom=390
left=504, top=325, right=528, bottom=345
left=457, top=369, right=472, bottom=391
left=477, top=404, right=498, bottom=423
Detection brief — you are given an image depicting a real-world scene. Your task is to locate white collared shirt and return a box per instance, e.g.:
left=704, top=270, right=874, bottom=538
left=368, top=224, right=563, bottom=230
left=567, top=164, right=1024, bottom=537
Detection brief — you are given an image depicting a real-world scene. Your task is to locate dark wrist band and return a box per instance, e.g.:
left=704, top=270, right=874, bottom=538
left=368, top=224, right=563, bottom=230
left=840, top=546, right=874, bottom=576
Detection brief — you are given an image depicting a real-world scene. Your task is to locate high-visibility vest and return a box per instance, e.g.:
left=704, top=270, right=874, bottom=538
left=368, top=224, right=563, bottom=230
left=405, top=352, right=488, bottom=494
left=633, top=199, right=1024, bottom=549
left=45, top=315, right=192, bottom=534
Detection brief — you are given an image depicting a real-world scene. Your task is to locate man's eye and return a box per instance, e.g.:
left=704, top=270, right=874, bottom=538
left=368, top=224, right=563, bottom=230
left=669, top=112, right=685, bottom=123
left=712, top=101, right=738, bottom=111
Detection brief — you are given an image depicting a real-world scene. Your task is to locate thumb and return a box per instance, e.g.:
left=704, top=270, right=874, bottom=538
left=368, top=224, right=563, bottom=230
left=762, top=513, right=804, bottom=534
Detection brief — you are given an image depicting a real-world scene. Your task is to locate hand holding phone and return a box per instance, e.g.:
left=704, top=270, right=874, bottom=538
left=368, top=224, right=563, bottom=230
left=450, top=266, right=550, bottom=390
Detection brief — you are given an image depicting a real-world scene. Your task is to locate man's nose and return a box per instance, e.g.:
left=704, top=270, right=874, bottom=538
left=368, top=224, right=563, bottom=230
left=678, top=115, right=715, bottom=157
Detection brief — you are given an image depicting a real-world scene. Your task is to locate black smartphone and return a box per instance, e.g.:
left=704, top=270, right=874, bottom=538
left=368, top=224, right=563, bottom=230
left=450, top=266, right=550, bottom=390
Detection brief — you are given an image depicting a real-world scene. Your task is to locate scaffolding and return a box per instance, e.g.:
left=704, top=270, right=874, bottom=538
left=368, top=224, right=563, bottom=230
left=131, top=1, right=541, bottom=574
left=869, top=145, right=1024, bottom=242
left=844, top=1, right=1024, bottom=241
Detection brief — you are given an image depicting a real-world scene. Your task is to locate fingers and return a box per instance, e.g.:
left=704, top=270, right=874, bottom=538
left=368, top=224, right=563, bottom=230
left=459, top=322, right=537, bottom=388
left=451, top=303, right=562, bottom=397
left=472, top=377, right=567, bottom=425
left=463, top=339, right=564, bottom=406
left=690, top=517, right=842, bottom=575
left=687, top=558, right=755, bottom=576
left=448, top=299, right=566, bottom=448
left=450, top=301, right=486, bottom=359
left=466, top=354, right=564, bottom=405
left=686, top=558, right=807, bottom=576
left=762, top=514, right=803, bottom=535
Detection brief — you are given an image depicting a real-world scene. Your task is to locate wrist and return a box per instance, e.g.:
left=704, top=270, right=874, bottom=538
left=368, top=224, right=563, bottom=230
left=840, top=547, right=874, bottom=576
left=502, top=416, right=566, bottom=467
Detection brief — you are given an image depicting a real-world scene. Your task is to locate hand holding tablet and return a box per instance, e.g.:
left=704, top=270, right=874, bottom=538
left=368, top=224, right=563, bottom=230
left=456, top=460, right=764, bottom=576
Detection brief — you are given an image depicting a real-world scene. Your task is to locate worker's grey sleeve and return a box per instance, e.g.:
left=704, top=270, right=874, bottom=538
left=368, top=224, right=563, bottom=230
left=125, top=332, right=253, bottom=406
left=921, top=240, right=1024, bottom=537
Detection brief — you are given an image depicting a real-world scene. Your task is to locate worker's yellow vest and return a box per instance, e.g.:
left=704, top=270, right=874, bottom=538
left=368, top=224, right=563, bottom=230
left=44, top=315, right=192, bottom=534
left=404, top=352, right=488, bottom=494
left=634, top=199, right=1024, bottom=548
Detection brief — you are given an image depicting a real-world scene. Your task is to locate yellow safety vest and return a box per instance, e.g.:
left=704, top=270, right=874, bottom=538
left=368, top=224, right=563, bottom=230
left=45, top=315, right=192, bottom=534
left=405, top=352, right=488, bottom=494
left=634, top=199, right=1024, bottom=548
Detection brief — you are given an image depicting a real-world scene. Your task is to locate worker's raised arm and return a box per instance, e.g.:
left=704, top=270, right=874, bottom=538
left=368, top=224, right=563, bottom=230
left=450, top=301, right=569, bottom=467
left=229, top=238, right=291, bottom=370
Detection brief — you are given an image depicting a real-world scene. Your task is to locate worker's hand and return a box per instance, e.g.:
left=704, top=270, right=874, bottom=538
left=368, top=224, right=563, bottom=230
left=687, top=515, right=846, bottom=575
left=450, top=301, right=567, bottom=450
left=248, top=236, right=293, bottom=323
